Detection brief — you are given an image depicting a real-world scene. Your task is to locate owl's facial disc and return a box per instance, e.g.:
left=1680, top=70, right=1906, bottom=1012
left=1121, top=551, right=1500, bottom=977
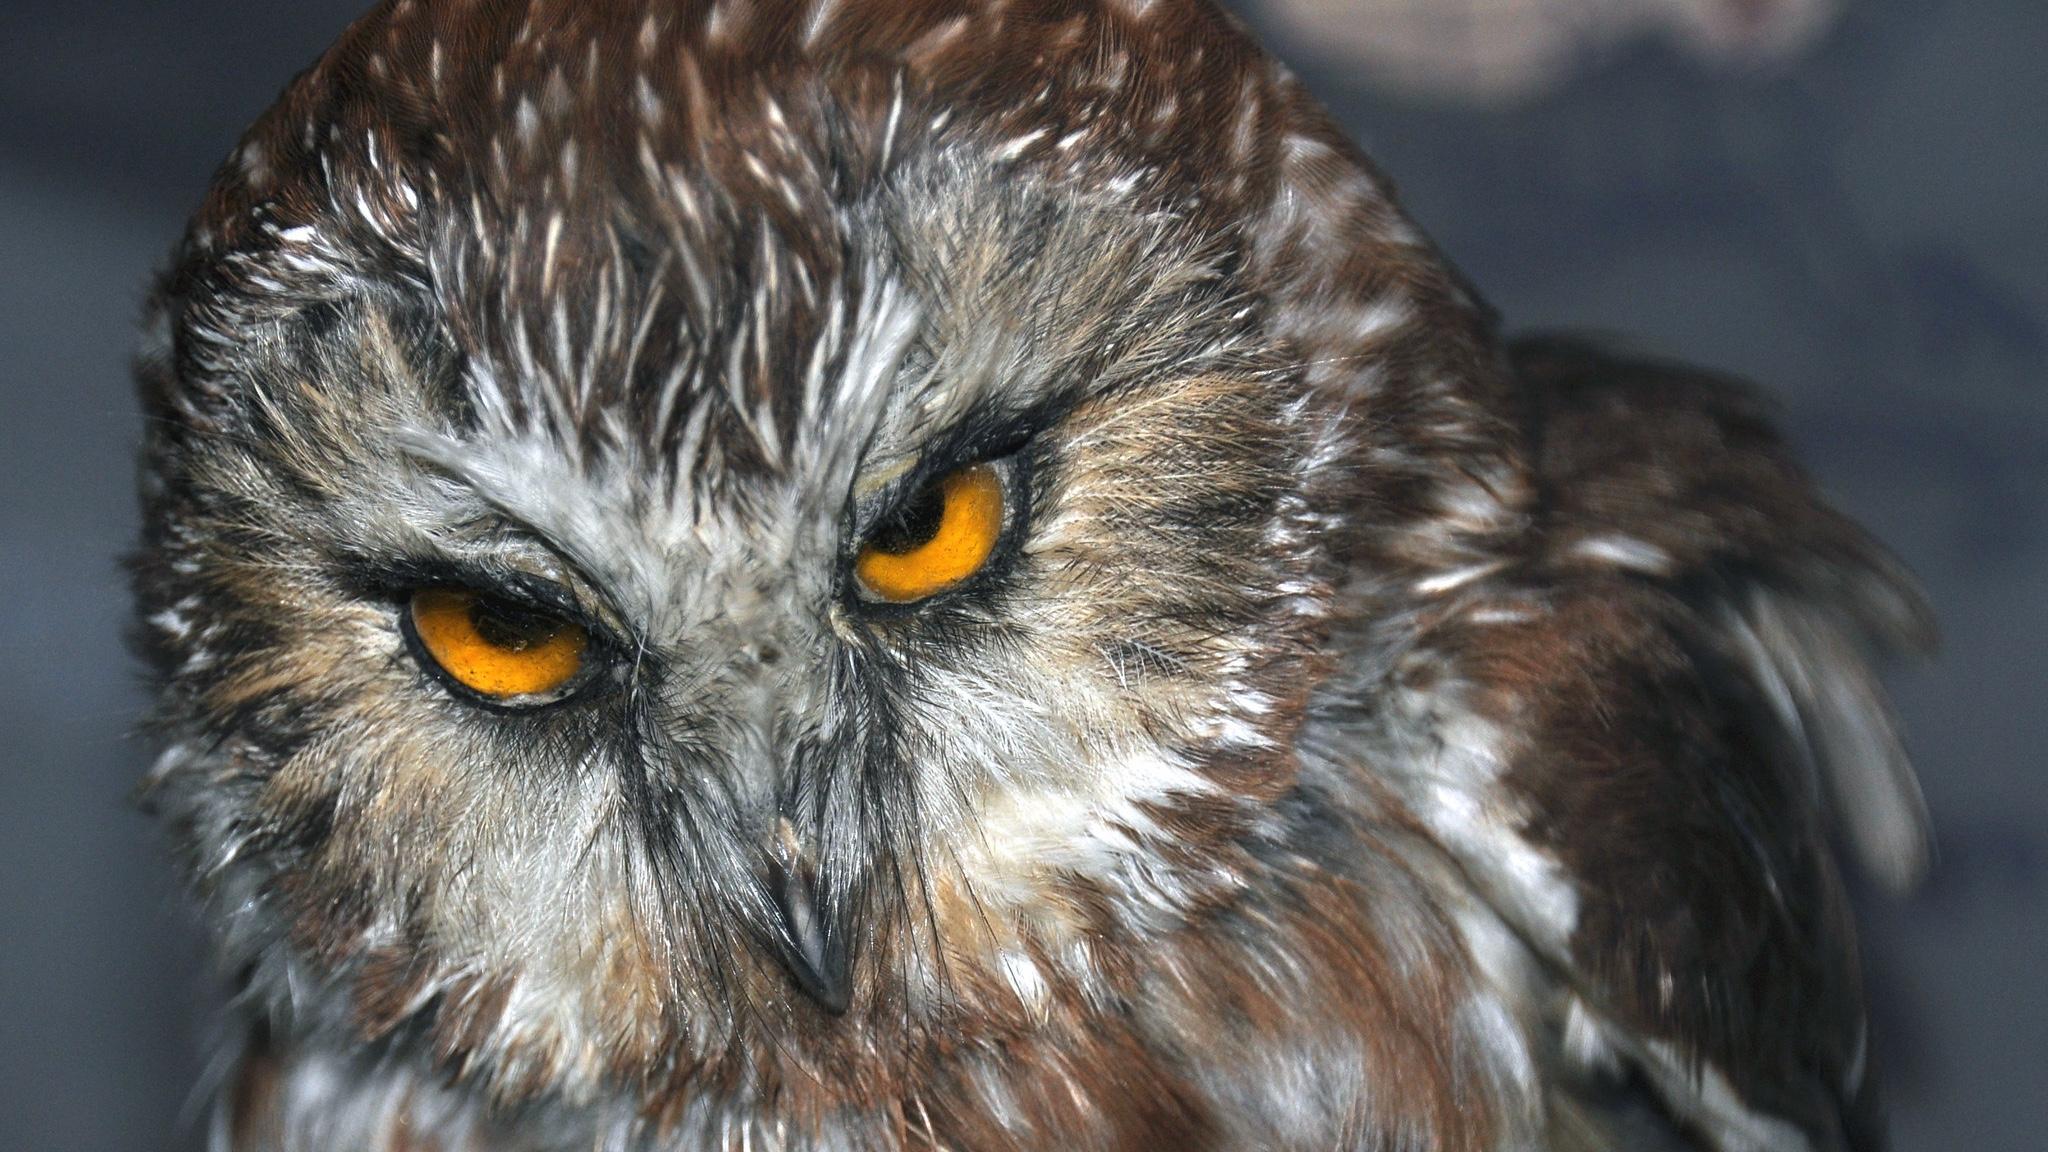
left=136, top=70, right=1321, bottom=1076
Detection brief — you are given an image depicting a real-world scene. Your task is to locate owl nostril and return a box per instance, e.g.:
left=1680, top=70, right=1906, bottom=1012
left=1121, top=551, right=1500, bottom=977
left=755, top=644, right=782, bottom=667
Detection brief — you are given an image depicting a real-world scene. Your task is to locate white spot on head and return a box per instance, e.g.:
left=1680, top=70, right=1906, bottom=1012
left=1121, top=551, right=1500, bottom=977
left=1229, top=77, right=1264, bottom=162
left=1346, top=296, right=1411, bottom=343
left=514, top=97, right=540, bottom=148
left=800, top=0, right=843, bottom=50
left=238, top=140, right=270, bottom=185
left=878, top=73, right=909, bottom=170
left=1569, top=534, right=1673, bottom=574
left=991, top=128, right=1049, bottom=163
left=149, top=607, right=195, bottom=641
left=704, top=0, right=740, bottom=45
left=1430, top=466, right=1518, bottom=536
left=1413, top=560, right=1505, bottom=597
left=635, top=75, right=664, bottom=127
left=1282, top=131, right=1332, bottom=164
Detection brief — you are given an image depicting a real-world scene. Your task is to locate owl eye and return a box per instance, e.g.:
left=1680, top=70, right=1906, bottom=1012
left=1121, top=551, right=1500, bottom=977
left=407, top=587, right=589, bottom=703
left=855, top=463, right=1007, bottom=604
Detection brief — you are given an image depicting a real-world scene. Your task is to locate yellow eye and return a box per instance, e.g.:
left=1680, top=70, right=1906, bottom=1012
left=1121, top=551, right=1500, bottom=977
left=855, top=463, right=1007, bottom=603
left=408, top=587, right=589, bottom=701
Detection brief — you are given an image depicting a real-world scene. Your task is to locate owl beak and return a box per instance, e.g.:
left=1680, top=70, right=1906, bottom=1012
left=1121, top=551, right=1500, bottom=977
left=765, top=817, right=850, bottom=1014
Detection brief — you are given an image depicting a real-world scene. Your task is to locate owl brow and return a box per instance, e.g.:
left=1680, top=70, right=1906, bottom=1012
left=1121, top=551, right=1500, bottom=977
left=858, top=389, right=1073, bottom=521
left=393, top=434, right=646, bottom=625
left=348, top=545, right=623, bottom=643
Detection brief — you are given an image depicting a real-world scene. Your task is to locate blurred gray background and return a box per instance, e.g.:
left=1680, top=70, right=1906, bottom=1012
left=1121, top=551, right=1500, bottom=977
left=1, top=1, right=2040, bottom=1147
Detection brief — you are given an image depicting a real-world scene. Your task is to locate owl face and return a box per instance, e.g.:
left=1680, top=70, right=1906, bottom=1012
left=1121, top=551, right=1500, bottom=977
left=135, top=0, right=1512, bottom=1118
left=141, top=143, right=1326, bottom=1107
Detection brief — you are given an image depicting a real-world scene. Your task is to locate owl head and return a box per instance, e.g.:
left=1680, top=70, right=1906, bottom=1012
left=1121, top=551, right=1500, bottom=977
left=134, top=0, right=1519, bottom=1111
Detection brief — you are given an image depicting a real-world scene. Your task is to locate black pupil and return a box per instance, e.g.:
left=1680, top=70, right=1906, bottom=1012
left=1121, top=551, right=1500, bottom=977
left=867, top=480, right=947, bottom=555
left=468, top=594, right=567, bottom=651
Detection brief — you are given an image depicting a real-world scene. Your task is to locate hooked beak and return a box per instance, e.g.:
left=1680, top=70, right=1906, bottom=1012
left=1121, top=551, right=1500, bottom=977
left=765, top=816, right=850, bottom=1014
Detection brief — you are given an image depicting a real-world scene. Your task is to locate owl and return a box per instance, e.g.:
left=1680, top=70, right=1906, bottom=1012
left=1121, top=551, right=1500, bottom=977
left=131, top=2, right=1933, bottom=1150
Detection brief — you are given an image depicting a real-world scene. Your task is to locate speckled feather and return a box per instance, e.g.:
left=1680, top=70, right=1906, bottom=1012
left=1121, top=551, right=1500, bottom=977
left=132, top=2, right=1930, bottom=1150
